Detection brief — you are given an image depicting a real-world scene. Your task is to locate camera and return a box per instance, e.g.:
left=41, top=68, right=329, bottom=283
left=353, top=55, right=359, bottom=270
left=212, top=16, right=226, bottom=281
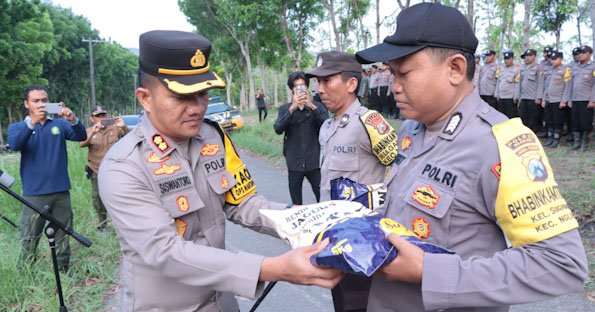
left=100, top=118, right=116, bottom=126
left=44, top=103, right=62, bottom=114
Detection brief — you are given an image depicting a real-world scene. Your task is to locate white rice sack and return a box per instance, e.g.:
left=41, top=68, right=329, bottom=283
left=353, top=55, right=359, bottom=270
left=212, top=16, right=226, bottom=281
left=260, top=200, right=369, bottom=248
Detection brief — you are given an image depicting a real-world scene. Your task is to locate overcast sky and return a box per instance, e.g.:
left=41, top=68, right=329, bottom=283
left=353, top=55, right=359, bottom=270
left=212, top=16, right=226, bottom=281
left=51, top=0, right=194, bottom=49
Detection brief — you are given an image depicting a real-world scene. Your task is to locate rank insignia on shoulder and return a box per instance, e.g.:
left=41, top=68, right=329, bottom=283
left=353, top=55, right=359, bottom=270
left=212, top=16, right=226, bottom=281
left=402, top=135, right=412, bottom=151
left=147, top=152, right=170, bottom=163
left=412, top=186, right=440, bottom=209
left=154, top=163, right=182, bottom=175
left=174, top=219, right=187, bottom=237
left=491, top=162, right=501, bottom=180
left=200, top=143, right=220, bottom=156
left=152, top=134, right=171, bottom=153
left=220, top=175, right=229, bottom=189
left=176, top=195, right=190, bottom=212
left=443, top=112, right=462, bottom=135
left=412, top=217, right=430, bottom=239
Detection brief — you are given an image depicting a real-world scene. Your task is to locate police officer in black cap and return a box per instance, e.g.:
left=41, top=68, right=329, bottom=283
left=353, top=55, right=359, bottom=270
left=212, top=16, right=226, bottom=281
left=563, top=45, right=595, bottom=151
left=515, top=48, right=544, bottom=133
left=478, top=50, right=499, bottom=109
left=98, top=30, right=342, bottom=311
left=494, top=50, right=519, bottom=118
left=542, top=51, right=572, bottom=148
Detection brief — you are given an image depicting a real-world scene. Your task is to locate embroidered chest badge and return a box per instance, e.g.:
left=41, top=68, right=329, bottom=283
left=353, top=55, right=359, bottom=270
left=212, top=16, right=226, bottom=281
left=154, top=163, right=181, bottom=175
left=176, top=195, right=190, bottom=212
left=412, top=186, right=440, bottom=209
left=174, top=219, right=187, bottom=237
left=443, top=112, right=462, bottom=135
left=147, top=152, right=170, bottom=163
left=51, top=126, right=60, bottom=135
left=220, top=175, right=229, bottom=189
left=152, top=134, right=171, bottom=153
left=412, top=217, right=430, bottom=239
left=200, top=143, right=220, bottom=156
left=401, top=135, right=412, bottom=151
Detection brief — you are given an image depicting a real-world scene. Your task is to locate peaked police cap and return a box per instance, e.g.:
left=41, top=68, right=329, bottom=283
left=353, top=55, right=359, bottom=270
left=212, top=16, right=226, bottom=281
left=139, top=30, right=225, bottom=95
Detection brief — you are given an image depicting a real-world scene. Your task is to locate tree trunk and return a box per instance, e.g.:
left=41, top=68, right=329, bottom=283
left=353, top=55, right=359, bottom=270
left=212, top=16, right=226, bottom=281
left=274, top=70, right=279, bottom=108
left=279, top=5, right=298, bottom=68
left=376, top=0, right=381, bottom=44
left=236, top=40, right=256, bottom=110
left=240, top=79, right=247, bottom=111
left=467, top=0, right=474, bottom=25
left=577, top=15, right=583, bottom=46
left=591, top=0, right=595, bottom=48
left=324, top=0, right=341, bottom=50
left=257, top=56, right=267, bottom=94
left=523, top=0, right=532, bottom=49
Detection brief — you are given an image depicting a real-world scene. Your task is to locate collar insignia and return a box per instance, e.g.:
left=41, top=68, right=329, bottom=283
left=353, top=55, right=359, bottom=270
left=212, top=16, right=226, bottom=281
left=339, top=114, right=350, bottom=127
left=443, top=112, right=462, bottom=135
left=402, top=135, right=412, bottom=151
left=152, top=134, right=171, bottom=153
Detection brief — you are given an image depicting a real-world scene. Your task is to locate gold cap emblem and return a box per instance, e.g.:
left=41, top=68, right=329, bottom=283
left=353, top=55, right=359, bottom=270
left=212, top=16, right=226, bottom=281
left=190, top=49, right=206, bottom=68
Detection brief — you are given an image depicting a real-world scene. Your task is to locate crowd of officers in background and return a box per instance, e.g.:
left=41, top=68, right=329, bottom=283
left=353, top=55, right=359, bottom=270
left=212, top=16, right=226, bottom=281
left=476, top=45, right=594, bottom=151
left=354, top=45, right=594, bottom=152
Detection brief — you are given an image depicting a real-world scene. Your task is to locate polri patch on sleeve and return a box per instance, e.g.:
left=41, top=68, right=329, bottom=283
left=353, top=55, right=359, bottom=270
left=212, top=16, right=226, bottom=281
left=174, top=219, right=187, bottom=237
left=491, top=162, right=501, bottom=180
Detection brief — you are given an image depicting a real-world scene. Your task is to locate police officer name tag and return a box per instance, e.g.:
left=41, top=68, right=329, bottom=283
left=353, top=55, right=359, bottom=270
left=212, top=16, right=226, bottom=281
left=492, top=119, right=578, bottom=247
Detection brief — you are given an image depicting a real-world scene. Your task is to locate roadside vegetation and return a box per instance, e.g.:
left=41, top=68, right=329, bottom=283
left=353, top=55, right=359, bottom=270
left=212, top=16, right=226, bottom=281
left=0, top=143, right=121, bottom=311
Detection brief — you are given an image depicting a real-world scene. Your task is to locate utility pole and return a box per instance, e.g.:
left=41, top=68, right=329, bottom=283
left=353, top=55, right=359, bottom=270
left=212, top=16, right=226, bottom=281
left=82, top=38, right=108, bottom=111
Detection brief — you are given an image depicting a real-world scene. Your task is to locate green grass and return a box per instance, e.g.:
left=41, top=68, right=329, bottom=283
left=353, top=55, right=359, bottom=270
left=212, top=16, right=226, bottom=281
left=0, top=142, right=121, bottom=311
left=229, top=110, right=285, bottom=168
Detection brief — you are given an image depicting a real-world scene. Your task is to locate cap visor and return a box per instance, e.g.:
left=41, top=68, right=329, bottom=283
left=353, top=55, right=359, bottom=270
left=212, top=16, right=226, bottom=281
left=356, top=43, right=426, bottom=64
left=305, top=68, right=342, bottom=79
left=159, top=71, right=226, bottom=95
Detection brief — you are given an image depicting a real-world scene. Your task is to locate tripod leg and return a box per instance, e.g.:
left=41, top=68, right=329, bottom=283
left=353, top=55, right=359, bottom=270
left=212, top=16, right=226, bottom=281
left=45, top=224, right=68, bottom=312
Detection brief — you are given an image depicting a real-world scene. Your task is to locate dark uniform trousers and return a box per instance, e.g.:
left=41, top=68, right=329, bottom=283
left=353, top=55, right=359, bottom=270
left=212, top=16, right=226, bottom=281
left=378, top=86, right=389, bottom=116
left=544, top=102, right=565, bottom=134
left=332, top=274, right=371, bottom=312
left=498, top=98, right=517, bottom=119
left=571, top=101, right=594, bottom=132
left=520, top=99, right=542, bottom=132
left=369, top=87, right=379, bottom=112
left=288, top=169, right=321, bottom=205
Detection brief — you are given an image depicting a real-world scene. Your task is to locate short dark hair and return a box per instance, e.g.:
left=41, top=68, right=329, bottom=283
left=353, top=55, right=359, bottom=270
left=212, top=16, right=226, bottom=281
left=341, top=71, right=361, bottom=94
left=139, top=70, right=159, bottom=89
left=425, top=47, right=475, bottom=81
left=287, top=71, right=309, bottom=90
left=23, top=85, right=49, bottom=101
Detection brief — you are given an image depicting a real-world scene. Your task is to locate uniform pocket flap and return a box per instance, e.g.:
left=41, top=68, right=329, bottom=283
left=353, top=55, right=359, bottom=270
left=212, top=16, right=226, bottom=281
left=205, top=170, right=236, bottom=195
left=404, top=178, right=454, bottom=219
left=163, top=192, right=205, bottom=219
left=327, top=152, right=358, bottom=171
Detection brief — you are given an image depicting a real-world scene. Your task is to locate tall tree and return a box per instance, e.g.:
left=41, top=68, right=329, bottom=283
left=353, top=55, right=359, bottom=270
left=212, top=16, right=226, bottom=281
left=533, top=0, right=578, bottom=49
left=522, top=0, right=532, bottom=49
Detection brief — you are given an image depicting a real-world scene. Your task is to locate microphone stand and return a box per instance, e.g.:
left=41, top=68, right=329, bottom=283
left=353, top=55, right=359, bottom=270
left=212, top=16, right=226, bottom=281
left=0, top=183, right=92, bottom=312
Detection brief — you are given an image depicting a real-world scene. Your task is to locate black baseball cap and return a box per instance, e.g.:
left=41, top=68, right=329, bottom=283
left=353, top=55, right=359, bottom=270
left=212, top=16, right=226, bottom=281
left=521, top=49, right=537, bottom=58
left=550, top=51, right=563, bottom=59
left=579, top=45, right=593, bottom=53
left=139, top=30, right=225, bottom=95
left=572, top=47, right=581, bottom=56
left=483, top=50, right=496, bottom=57
left=355, top=3, right=477, bottom=64
left=306, top=51, right=361, bottom=78
left=503, top=51, right=514, bottom=59
left=543, top=46, right=554, bottom=53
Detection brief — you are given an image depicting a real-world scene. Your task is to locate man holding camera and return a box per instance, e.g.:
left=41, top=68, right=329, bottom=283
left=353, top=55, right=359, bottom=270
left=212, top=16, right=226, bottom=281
left=79, top=106, right=129, bottom=230
left=274, top=71, right=328, bottom=205
left=8, top=85, right=87, bottom=273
